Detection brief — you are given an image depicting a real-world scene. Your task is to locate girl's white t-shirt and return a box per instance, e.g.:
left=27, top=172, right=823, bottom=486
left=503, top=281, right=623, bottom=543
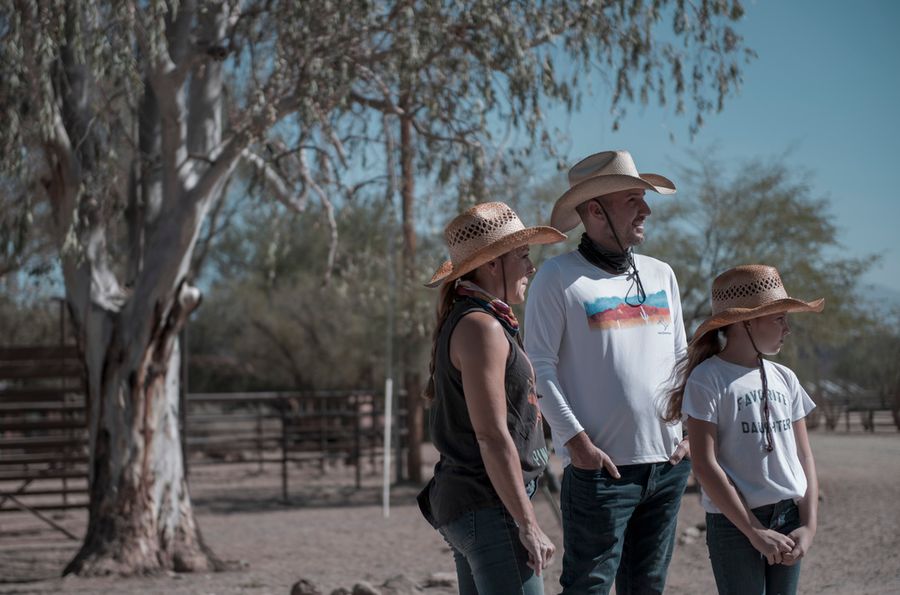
left=682, top=356, right=815, bottom=513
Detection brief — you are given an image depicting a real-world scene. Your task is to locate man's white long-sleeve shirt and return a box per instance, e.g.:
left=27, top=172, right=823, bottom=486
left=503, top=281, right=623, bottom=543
left=524, top=251, right=687, bottom=466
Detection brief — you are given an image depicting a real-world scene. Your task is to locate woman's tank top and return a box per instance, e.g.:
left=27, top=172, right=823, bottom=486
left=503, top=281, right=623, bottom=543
left=418, top=298, right=549, bottom=528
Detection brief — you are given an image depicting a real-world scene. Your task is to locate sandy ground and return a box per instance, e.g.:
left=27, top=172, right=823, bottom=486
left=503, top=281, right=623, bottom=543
left=1, top=429, right=899, bottom=594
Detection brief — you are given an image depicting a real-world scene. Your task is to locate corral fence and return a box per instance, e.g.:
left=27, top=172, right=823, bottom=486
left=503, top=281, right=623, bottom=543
left=2, top=343, right=407, bottom=540
left=0, top=343, right=87, bottom=539
left=811, top=380, right=899, bottom=432
left=182, top=389, right=408, bottom=499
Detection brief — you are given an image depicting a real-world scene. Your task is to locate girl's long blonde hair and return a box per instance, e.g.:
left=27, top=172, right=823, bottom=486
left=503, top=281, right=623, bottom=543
left=662, top=329, right=723, bottom=424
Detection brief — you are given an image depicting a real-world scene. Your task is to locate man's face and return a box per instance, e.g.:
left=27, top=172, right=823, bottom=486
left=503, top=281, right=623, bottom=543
left=591, top=188, right=651, bottom=249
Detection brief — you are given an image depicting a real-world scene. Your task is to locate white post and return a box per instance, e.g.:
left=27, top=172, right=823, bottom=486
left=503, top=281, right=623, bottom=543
left=382, top=377, right=393, bottom=519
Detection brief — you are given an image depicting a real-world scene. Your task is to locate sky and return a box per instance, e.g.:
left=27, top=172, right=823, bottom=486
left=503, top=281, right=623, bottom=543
left=542, top=0, right=900, bottom=295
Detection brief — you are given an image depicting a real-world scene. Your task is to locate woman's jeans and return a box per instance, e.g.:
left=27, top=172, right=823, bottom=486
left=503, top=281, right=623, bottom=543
left=438, top=480, right=543, bottom=595
left=559, top=459, right=691, bottom=594
left=706, top=499, right=803, bottom=595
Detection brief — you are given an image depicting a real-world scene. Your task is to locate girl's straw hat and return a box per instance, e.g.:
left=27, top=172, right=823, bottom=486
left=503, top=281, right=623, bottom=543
left=550, top=150, right=676, bottom=233
left=691, top=264, right=824, bottom=343
left=426, top=202, right=566, bottom=288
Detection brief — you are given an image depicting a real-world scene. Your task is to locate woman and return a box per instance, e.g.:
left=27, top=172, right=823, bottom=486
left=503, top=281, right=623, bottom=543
left=417, top=201, right=565, bottom=594
left=663, top=265, right=822, bottom=595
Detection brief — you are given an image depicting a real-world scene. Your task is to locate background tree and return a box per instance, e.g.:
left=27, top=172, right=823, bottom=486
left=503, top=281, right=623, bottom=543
left=187, top=197, right=446, bottom=393
left=832, top=309, right=900, bottom=429
left=340, top=0, right=756, bottom=481
left=0, top=0, right=752, bottom=575
left=0, top=0, right=379, bottom=575
left=0, top=284, right=64, bottom=346
left=642, top=152, right=873, bottom=384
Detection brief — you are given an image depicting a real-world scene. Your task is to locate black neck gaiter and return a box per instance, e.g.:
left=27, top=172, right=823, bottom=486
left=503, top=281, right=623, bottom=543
left=578, top=233, right=630, bottom=275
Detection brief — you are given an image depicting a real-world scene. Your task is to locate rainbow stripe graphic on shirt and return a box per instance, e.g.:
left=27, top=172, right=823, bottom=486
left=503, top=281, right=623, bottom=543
left=584, top=290, right=671, bottom=330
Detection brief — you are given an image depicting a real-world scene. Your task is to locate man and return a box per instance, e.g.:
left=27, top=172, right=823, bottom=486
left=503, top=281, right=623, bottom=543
left=525, top=150, right=691, bottom=594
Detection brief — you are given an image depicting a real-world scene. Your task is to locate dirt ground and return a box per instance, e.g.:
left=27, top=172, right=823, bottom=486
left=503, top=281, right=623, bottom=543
left=1, top=430, right=899, bottom=594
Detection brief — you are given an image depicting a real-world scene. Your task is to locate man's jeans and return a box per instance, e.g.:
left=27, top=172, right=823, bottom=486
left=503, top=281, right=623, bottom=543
left=438, top=480, right=543, bottom=595
left=560, top=459, right=691, bottom=594
left=706, top=499, right=803, bottom=595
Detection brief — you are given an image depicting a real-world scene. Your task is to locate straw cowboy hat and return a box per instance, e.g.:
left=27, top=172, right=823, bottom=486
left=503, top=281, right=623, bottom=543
left=426, top=202, right=566, bottom=288
left=691, top=264, right=824, bottom=343
left=550, top=150, right=676, bottom=233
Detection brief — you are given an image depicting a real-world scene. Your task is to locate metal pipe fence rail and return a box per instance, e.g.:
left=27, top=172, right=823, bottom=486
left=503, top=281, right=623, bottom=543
left=833, top=401, right=898, bottom=432
left=0, top=345, right=87, bottom=540
left=3, top=374, right=408, bottom=540
left=183, top=390, right=408, bottom=501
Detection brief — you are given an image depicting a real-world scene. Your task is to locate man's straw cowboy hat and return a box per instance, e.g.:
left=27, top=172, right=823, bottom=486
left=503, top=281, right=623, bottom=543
left=551, top=150, right=676, bottom=233
left=691, top=264, right=824, bottom=343
left=426, top=202, right=566, bottom=288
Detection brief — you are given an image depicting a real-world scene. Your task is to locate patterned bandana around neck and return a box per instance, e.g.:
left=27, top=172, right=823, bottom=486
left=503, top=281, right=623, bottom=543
left=455, top=280, right=520, bottom=336
left=578, top=232, right=629, bottom=275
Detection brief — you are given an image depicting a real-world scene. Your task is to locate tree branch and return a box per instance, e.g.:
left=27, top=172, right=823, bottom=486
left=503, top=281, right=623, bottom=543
left=241, top=148, right=310, bottom=213
left=298, top=150, right=338, bottom=286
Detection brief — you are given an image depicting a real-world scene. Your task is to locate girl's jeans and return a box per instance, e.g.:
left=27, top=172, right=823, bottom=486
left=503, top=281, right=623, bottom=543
left=705, top=498, right=803, bottom=595
left=438, top=480, right=543, bottom=595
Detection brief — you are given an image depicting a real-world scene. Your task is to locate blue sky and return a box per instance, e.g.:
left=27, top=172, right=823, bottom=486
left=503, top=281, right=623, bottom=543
left=542, top=0, right=900, bottom=294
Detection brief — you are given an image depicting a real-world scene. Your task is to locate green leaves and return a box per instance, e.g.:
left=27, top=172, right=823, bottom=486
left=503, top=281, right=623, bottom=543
left=642, top=152, right=876, bottom=383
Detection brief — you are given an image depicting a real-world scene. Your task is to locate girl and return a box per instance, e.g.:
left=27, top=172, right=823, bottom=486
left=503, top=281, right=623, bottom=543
left=417, top=202, right=565, bottom=594
left=663, top=264, right=823, bottom=595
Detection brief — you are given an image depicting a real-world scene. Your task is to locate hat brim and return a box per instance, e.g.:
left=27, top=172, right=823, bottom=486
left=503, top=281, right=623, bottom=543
left=690, top=297, right=825, bottom=344
left=426, top=226, right=566, bottom=288
left=550, top=173, right=676, bottom=232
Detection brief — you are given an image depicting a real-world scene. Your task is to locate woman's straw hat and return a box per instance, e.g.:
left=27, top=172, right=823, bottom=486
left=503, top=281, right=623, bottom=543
left=426, top=202, right=566, bottom=288
left=550, top=150, right=676, bottom=232
left=691, top=264, right=824, bottom=343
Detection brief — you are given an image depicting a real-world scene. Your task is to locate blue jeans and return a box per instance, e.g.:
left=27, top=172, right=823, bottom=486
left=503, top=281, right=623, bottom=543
left=438, top=481, right=543, bottom=595
left=706, top=499, right=803, bottom=595
left=560, top=459, right=691, bottom=594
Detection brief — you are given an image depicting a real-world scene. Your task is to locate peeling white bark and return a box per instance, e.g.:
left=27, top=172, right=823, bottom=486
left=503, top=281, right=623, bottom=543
left=30, top=0, right=331, bottom=575
left=67, top=309, right=213, bottom=575
left=50, top=2, right=236, bottom=577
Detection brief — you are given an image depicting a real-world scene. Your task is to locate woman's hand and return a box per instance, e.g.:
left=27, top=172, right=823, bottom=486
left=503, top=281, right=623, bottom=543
left=518, top=520, right=555, bottom=576
left=749, top=528, right=795, bottom=565
left=782, top=525, right=815, bottom=566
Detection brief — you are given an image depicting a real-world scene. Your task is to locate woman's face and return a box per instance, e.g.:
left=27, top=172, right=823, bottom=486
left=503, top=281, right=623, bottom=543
left=501, top=245, right=536, bottom=304
left=747, top=312, right=791, bottom=355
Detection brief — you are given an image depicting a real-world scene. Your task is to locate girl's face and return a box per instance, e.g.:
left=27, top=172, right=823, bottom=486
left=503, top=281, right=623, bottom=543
left=746, top=312, right=791, bottom=355
left=501, top=245, right=536, bottom=304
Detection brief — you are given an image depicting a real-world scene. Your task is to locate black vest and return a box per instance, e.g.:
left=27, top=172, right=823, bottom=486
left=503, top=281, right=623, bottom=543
left=417, top=299, right=549, bottom=528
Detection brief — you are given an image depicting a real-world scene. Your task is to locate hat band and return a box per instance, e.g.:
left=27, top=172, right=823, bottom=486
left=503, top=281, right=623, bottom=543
left=712, top=288, right=791, bottom=314
left=711, top=273, right=789, bottom=314
left=448, top=219, right=526, bottom=264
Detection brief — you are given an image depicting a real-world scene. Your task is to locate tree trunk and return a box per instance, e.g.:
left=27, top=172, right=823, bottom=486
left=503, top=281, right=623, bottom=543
left=65, top=290, right=217, bottom=576
left=399, top=113, right=423, bottom=483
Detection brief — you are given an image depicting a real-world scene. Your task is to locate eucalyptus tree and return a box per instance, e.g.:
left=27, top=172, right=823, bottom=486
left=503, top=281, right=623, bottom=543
left=1, top=0, right=369, bottom=576
left=0, top=0, right=752, bottom=576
